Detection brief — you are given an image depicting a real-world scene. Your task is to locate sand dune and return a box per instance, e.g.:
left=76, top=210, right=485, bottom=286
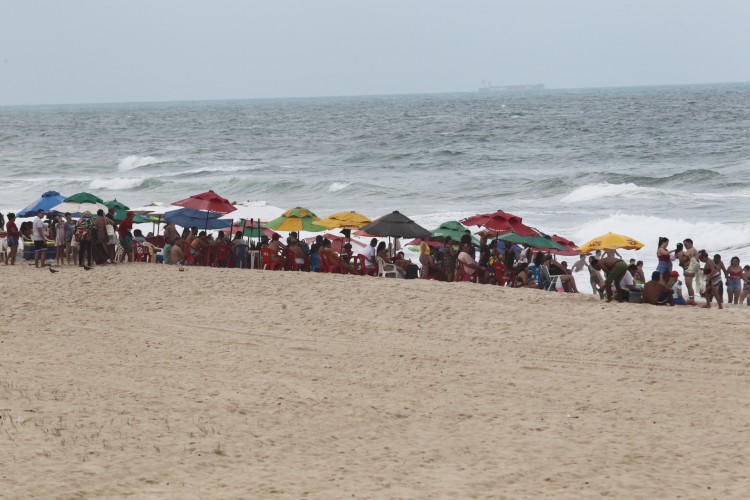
left=1, top=264, right=749, bottom=498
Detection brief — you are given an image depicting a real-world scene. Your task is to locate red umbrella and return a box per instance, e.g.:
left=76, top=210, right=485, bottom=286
left=462, top=210, right=537, bottom=236
left=532, top=234, right=581, bottom=256
left=173, top=190, right=236, bottom=214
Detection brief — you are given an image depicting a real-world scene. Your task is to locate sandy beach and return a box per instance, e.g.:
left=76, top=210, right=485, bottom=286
left=1, top=264, right=749, bottom=498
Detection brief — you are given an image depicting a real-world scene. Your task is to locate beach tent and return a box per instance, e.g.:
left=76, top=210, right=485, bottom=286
left=164, top=208, right=231, bottom=231
left=51, top=192, right=108, bottom=216
left=18, top=191, right=67, bottom=217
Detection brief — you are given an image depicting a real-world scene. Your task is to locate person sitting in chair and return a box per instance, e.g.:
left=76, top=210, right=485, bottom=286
left=457, top=243, right=489, bottom=283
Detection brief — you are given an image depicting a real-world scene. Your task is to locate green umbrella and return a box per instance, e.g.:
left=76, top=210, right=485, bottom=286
left=264, top=207, right=325, bottom=232
left=495, top=232, right=567, bottom=250
left=429, top=220, right=479, bottom=245
left=67, top=192, right=105, bottom=204
left=104, top=200, right=150, bottom=223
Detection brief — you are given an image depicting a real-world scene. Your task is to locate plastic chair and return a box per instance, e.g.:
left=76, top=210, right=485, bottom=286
left=260, top=247, right=281, bottom=270
left=357, top=254, right=377, bottom=276
left=457, top=260, right=481, bottom=283
left=184, top=241, right=202, bottom=266
left=376, top=256, right=401, bottom=278
left=492, top=262, right=514, bottom=287
left=233, top=243, right=249, bottom=269
left=133, top=242, right=151, bottom=262
left=213, top=244, right=233, bottom=268
left=319, top=253, right=333, bottom=273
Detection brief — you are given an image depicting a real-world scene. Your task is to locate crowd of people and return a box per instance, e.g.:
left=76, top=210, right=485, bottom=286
left=3, top=211, right=748, bottom=309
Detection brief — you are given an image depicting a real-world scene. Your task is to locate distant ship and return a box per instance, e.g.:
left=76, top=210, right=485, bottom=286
left=479, top=81, right=545, bottom=92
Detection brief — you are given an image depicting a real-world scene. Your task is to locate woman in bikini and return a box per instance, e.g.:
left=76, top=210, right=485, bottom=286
left=725, top=256, right=743, bottom=305
left=698, top=250, right=723, bottom=309
left=655, top=237, right=677, bottom=276
left=738, top=265, right=750, bottom=306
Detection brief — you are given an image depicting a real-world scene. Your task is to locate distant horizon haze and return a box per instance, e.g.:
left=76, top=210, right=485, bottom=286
left=1, top=0, right=749, bottom=106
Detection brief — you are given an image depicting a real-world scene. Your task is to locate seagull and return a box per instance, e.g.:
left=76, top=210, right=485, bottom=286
left=49, top=267, right=59, bottom=274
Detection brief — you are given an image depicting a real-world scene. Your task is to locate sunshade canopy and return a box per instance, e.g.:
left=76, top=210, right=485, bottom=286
left=462, top=210, right=537, bottom=237
left=359, top=211, right=430, bottom=239
left=495, top=231, right=567, bottom=250
left=429, top=220, right=477, bottom=244
left=51, top=192, right=108, bottom=216
left=219, top=201, right=285, bottom=222
left=316, top=211, right=373, bottom=230
left=18, top=191, right=67, bottom=217
left=579, top=233, right=645, bottom=253
left=164, top=208, right=232, bottom=230
left=264, top=207, right=325, bottom=232
left=128, top=202, right=181, bottom=216
left=173, top=190, right=236, bottom=214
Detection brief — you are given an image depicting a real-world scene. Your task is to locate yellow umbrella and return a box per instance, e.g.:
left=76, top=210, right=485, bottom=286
left=316, top=211, right=372, bottom=230
left=579, top=232, right=645, bottom=253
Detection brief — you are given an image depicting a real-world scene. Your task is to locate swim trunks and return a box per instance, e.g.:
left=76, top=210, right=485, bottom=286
left=605, top=260, right=628, bottom=284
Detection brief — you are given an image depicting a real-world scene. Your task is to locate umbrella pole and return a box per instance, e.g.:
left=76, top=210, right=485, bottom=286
left=156, top=216, right=162, bottom=236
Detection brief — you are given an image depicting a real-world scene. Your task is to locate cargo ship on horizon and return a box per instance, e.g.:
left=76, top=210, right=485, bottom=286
left=479, top=81, right=545, bottom=92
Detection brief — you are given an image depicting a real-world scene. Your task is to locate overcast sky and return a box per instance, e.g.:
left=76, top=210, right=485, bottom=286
left=1, top=0, right=749, bottom=105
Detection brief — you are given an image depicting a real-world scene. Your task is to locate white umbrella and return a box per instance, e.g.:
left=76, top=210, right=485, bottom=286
left=219, top=200, right=285, bottom=221
left=51, top=201, right=109, bottom=215
left=128, top=202, right=181, bottom=216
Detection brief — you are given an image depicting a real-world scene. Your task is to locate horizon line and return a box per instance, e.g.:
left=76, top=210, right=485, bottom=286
left=1, top=80, right=748, bottom=108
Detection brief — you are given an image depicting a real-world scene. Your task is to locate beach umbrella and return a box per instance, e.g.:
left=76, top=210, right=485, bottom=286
left=429, top=220, right=478, bottom=244
left=164, top=208, right=231, bottom=230
left=264, top=207, right=326, bottom=233
left=51, top=192, right=108, bottom=216
left=540, top=235, right=581, bottom=256
left=129, top=202, right=181, bottom=216
left=462, top=210, right=537, bottom=237
left=316, top=211, right=373, bottom=230
left=494, top=231, right=567, bottom=251
left=172, top=190, right=236, bottom=230
left=579, top=232, right=645, bottom=253
left=173, top=190, right=236, bottom=214
left=18, top=191, right=67, bottom=217
left=218, top=201, right=285, bottom=222
left=359, top=211, right=430, bottom=239
left=103, top=199, right=148, bottom=223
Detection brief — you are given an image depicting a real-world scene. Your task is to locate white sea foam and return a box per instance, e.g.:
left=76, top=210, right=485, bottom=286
left=117, top=155, right=166, bottom=172
left=561, top=183, right=666, bottom=203
left=328, top=182, right=351, bottom=193
left=89, top=177, right=146, bottom=190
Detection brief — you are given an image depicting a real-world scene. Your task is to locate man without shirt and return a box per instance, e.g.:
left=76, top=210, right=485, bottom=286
left=642, top=271, right=675, bottom=306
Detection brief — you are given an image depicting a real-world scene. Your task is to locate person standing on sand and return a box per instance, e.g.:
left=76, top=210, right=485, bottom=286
left=698, top=250, right=723, bottom=309
left=591, top=256, right=627, bottom=302
left=738, top=265, right=750, bottom=306
left=679, top=238, right=701, bottom=303
left=32, top=209, right=48, bottom=268
left=725, top=256, right=743, bottom=305
left=93, top=209, right=112, bottom=264
left=5, top=213, right=20, bottom=265
left=54, top=215, right=66, bottom=266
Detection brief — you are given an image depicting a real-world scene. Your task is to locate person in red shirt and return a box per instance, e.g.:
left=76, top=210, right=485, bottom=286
left=117, top=211, right=135, bottom=262
left=5, top=213, right=20, bottom=265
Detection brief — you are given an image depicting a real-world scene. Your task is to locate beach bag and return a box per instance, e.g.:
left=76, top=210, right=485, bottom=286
left=405, top=264, right=419, bottom=279
left=106, top=224, right=115, bottom=237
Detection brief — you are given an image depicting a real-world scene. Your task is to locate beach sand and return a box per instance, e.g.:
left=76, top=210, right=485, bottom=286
left=1, top=264, right=749, bottom=498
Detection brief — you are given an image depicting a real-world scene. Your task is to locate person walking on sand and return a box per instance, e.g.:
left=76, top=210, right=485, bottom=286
left=5, top=213, right=20, bottom=265
left=591, top=256, right=628, bottom=302
left=698, top=250, right=723, bottom=309
left=32, top=209, right=48, bottom=268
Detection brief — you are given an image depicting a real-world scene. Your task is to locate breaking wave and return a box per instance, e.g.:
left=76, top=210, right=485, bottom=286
left=117, top=155, right=167, bottom=172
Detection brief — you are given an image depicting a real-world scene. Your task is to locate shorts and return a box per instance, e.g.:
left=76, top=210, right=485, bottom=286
left=606, top=261, right=628, bottom=285
left=727, top=280, right=742, bottom=293
left=657, top=291, right=672, bottom=305
left=33, top=240, right=46, bottom=251
left=7, top=236, right=18, bottom=247
left=656, top=261, right=671, bottom=275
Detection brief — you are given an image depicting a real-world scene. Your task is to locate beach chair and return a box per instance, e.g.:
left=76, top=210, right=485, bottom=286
left=260, top=247, right=281, bottom=270
left=233, top=243, right=249, bottom=269
left=357, top=254, right=377, bottom=276
left=376, top=256, right=400, bottom=278
left=133, top=242, right=150, bottom=262
left=492, top=262, right=514, bottom=287
left=213, top=244, right=232, bottom=268
left=457, top=260, right=481, bottom=283
left=540, top=265, right=562, bottom=291
left=183, top=241, right=202, bottom=266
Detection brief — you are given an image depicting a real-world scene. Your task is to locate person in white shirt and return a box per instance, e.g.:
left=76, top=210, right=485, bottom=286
left=32, top=209, right=48, bottom=268
left=457, top=243, right=489, bottom=283
left=618, top=264, right=639, bottom=300
left=360, top=238, right=377, bottom=270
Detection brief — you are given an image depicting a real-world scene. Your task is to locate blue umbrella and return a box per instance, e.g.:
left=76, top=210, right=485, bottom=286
left=18, top=191, right=67, bottom=217
left=164, top=208, right=232, bottom=230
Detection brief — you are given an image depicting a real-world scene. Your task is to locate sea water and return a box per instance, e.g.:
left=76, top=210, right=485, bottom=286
left=2, top=83, right=750, bottom=271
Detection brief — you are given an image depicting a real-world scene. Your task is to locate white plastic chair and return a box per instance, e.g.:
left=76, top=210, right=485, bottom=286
left=376, top=256, right=401, bottom=278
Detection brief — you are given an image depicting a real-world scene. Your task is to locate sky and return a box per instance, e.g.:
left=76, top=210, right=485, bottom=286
left=1, top=0, right=749, bottom=105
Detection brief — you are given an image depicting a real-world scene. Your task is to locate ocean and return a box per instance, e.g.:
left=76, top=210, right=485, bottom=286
left=2, top=82, right=750, bottom=270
